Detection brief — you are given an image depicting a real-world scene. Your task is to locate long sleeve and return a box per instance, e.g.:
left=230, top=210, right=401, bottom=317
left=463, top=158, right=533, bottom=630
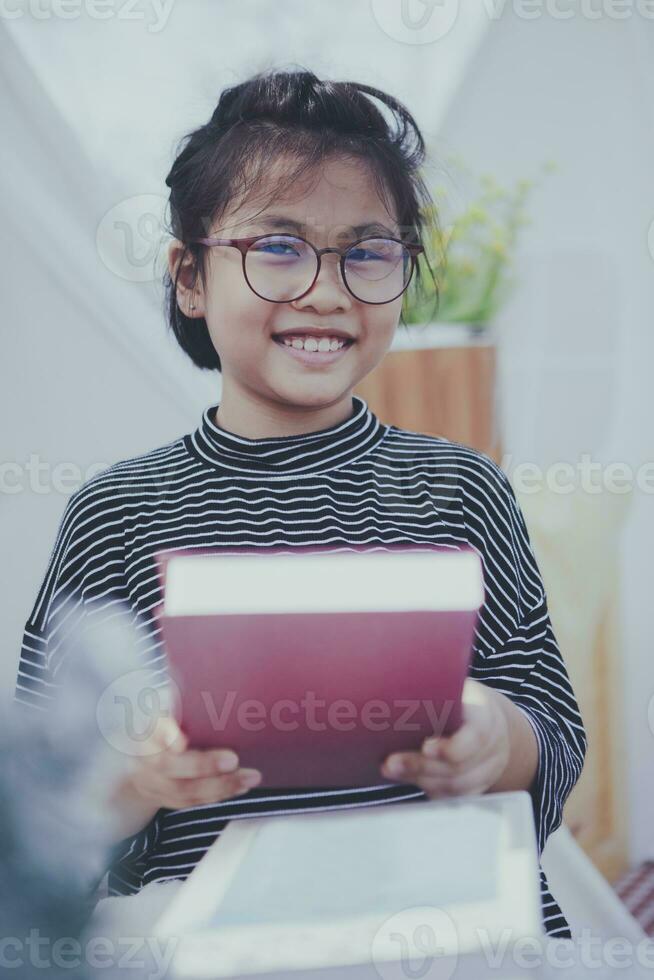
left=14, top=622, right=58, bottom=712
left=472, top=590, right=587, bottom=853
left=13, top=488, right=83, bottom=712
left=13, top=487, right=162, bottom=868
left=463, top=458, right=588, bottom=856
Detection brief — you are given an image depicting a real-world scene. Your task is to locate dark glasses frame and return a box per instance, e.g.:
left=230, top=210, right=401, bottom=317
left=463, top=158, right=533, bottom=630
left=185, top=233, right=425, bottom=305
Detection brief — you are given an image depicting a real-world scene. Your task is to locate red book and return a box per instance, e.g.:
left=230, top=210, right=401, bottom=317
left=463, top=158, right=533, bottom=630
left=152, top=543, right=484, bottom=788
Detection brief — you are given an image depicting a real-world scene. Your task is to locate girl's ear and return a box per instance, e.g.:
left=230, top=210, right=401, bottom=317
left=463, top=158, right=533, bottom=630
left=168, top=240, right=204, bottom=318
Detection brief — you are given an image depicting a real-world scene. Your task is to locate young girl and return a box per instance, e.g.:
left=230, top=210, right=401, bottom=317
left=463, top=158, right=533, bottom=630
left=15, top=67, right=586, bottom=940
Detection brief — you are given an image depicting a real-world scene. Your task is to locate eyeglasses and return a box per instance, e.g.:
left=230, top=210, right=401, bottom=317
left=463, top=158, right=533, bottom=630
left=185, top=233, right=424, bottom=305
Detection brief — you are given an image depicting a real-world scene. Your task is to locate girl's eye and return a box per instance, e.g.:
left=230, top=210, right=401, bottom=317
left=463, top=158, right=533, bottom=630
left=253, top=237, right=300, bottom=257
left=258, top=243, right=294, bottom=254
left=347, top=247, right=383, bottom=263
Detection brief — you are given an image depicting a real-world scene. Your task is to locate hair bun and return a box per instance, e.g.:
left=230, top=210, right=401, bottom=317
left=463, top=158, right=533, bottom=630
left=208, top=85, right=248, bottom=130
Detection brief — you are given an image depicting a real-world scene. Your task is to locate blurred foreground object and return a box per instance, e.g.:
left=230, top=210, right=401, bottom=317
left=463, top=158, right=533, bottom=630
left=2, top=599, right=154, bottom=979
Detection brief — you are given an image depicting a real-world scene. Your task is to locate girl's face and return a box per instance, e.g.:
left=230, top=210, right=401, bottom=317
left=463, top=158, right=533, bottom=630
left=170, top=156, right=405, bottom=433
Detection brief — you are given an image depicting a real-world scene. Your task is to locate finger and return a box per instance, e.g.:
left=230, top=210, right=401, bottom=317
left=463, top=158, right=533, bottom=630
left=387, top=749, right=482, bottom=785
left=429, top=719, right=484, bottom=767
left=158, top=746, right=240, bottom=779
left=383, top=737, right=495, bottom=784
left=382, top=750, right=435, bottom=782
left=420, top=756, right=500, bottom=799
left=151, top=715, right=188, bottom=755
left=150, top=768, right=263, bottom=809
left=422, top=728, right=497, bottom=769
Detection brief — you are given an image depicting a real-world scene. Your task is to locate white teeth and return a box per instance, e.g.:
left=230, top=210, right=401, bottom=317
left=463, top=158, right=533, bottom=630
left=281, top=336, right=348, bottom=352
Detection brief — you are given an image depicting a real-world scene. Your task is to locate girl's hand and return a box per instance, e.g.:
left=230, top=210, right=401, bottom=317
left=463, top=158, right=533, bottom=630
left=107, top=715, right=262, bottom=841
left=380, top=678, right=511, bottom=799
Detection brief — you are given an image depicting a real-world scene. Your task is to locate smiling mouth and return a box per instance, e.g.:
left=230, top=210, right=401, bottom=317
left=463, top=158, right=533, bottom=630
left=272, top=335, right=355, bottom=352
left=271, top=335, right=355, bottom=365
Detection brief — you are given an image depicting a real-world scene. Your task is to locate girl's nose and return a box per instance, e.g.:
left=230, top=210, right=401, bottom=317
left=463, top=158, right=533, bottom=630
left=292, top=254, right=352, bottom=313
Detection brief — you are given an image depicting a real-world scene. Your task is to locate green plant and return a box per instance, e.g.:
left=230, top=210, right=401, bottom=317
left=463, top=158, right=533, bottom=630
left=403, top=157, right=556, bottom=327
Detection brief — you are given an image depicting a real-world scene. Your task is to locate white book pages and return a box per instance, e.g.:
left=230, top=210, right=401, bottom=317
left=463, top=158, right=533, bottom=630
left=163, top=549, right=484, bottom=616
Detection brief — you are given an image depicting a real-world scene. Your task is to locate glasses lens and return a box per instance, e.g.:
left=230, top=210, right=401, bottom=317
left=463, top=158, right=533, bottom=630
left=245, top=235, right=317, bottom=301
left=344, top=238, right=412, bottom=303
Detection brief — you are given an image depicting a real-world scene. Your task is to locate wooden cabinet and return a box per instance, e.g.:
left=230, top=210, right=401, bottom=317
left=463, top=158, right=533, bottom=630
left=354, top=325, right=502, bottom=463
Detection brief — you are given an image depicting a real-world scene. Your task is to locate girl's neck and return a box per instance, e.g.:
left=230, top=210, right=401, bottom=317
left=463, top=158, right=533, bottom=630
left=212, top=388, right=356, bottom=440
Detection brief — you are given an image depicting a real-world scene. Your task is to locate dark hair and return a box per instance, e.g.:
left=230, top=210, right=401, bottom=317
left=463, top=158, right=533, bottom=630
left=162, top=65, right=440, bottom=372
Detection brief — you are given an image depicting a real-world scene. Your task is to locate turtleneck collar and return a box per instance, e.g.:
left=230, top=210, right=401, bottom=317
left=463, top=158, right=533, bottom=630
left=185, top=395, right=389, bottom=477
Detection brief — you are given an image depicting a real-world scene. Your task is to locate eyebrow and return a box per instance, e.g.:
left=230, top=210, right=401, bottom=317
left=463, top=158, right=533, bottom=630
left=254, top=214, right=398, bottom=238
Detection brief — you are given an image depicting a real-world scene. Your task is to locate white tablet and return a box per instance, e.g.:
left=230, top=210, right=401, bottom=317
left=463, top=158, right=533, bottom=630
left=153, top=790, right=543, bottom=979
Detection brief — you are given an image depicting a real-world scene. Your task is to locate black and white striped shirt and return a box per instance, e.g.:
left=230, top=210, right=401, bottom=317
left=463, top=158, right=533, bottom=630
left=14, top=395, right=587, bottom=938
